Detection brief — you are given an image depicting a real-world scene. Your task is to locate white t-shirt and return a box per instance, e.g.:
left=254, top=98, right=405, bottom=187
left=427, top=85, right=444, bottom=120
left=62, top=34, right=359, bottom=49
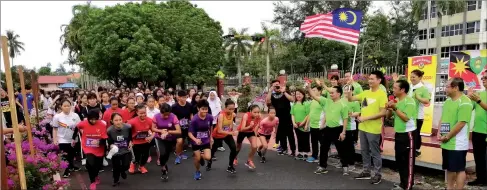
left=146, top=107, right=160, bottom=119
left=52, top=112, right=81, bottom=144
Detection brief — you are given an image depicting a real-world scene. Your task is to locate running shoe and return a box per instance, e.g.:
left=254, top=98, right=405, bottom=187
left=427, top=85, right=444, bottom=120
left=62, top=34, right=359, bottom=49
left=257, top=150, right=262, bottom=158
left=161, top=169, right=168, bottom=180
left=199, top=158, right=205, bottom=166
left=342, top=167, right=349, bottom=176
left=128, top=163, right=136, bottom=174
left=370, top=174, right=382, bottom=184
left=226, top=166, right=236, bottom=174
left=273, top=144, right=279, bottom=148
left=82, top=158, right=86, bottom=166
left=278, top=150, right=286, bottom=156
left=260, top=156, right=266, bottom=163
left=212, top=156, right=217, bottom=161
left=217, top=147, right=225, bottom=152
left=98, top=169, right=104, bottom=173
left=95, top=177, right=101, bottom=184
left=306, top=157, right=316, bottom=163
left=121, top=171, right=127, bottom=179
left=70, top=167, right=81, bottom=172
left=89, top=183, right=97, bottom=190
left=289, top=152, right=296, bottom=157
left=62, top=172, right=70, bottom=178
left=103, top=158, right=109, bottom=166
left=245, top=160, right=256, bottom=169
left=194, top=171, right=202, bottom=180
left=348, top=165, right=356, bottom=172
left=295, top=154, right=303, bottom=160
left=112, top=181, right=120, bottom=187
left=206, top=160, right=212, bottom=171
left=181, top=154, right=188, bottom=160
left=147, top=156, right=152, bottom=163
left=233, top=158, right=238, bottom=166
left=314, top=167, right=328, bottom=174
left=354, top=172, right=372, bottom=180
left=139, top=166, right=148, bottom=174
left=175, top=156, right=182, bottom=165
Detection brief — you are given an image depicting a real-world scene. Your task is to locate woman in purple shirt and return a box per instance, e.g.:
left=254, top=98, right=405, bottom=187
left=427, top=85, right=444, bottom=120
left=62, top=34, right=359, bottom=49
left=188, top=100, right=213, bottom=180
left=151, top=103, right=181, bottom=180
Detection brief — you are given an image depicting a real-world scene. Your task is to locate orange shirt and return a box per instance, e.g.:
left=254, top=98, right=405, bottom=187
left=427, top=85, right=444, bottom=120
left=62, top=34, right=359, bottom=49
left=237, top=112, right=261, bottom=133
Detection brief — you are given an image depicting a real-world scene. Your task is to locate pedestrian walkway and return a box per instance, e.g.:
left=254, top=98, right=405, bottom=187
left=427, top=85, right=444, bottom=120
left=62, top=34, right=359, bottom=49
left=70, top=145, right=393, bottom=189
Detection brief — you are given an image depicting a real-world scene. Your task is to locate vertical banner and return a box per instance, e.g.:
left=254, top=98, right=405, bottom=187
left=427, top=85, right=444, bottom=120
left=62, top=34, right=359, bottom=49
left=449, top=49, right=487, bottom=90
left=408, top=55, right=438, bottom=135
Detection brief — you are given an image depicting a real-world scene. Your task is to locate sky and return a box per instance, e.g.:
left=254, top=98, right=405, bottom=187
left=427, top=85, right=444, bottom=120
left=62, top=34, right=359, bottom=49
left=0, top=1, right=390, bottom=72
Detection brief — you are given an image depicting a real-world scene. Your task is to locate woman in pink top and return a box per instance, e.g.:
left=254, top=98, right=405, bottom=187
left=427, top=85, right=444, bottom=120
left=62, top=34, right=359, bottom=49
left=255, top=107, right=279, bottom=163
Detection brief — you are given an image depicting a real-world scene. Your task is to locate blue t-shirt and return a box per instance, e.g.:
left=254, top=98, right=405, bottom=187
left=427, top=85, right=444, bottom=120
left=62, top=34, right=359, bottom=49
left=17, top=93, right=34, bottom=111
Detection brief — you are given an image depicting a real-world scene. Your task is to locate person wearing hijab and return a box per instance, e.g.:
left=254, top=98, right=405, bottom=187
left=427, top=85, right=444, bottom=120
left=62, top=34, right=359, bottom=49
left=208, top=91, right=225, bottom=152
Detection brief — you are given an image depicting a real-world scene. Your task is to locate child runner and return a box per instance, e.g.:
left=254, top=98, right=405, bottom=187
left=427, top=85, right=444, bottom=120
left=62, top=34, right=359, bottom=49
left=234, top=105, right=261, bottom=169
left=207, top=99, right=238, bottom=173
left=107, top=113, right=132, bottom=186
left=152, top=103, right=181, bottom=180
left=188, top=100, right=213, bottom=180
left=72, top=110, right=107, bottom=190
left=172, top=90, right=193, bottom=164
left=291, top=89, right=310, bottom=160
left=256, top=106, right=279, bottom=163
left=102, top=97, right=125, bottom=124
left=146, top=96, right=160, bottom=164
left=128, top=104, right=155, bottom=174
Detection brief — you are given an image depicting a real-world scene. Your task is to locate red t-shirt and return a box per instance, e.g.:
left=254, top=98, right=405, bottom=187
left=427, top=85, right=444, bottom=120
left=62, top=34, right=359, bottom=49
left=77, top=120, right=108, bottom=157
left=237, top=112, right=261, bottom=133
left=121, top=109, right=137, bottom=122
left=102, top=107, right=125, bottom=125
left=128, top=117, right=153, bottom=145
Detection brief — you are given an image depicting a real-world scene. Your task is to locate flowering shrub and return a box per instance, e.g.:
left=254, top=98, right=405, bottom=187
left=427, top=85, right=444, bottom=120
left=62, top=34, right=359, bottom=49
left=5, top=132, right=70, bottom=190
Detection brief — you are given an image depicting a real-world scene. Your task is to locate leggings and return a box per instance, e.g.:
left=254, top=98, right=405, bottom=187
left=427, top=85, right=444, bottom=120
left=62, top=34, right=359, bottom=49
left=132, top=143, right=151, bottom=166
left=156, top=139, right=175, bottom=167
left=210, top=135, right=237, bottom=166
left=111, top=153, right=131, bottom=182
left=86, top=154, right=103, bottom=183
left=59, top=143, right=76, bottom=175
left=294, top=129, right=310, bottom=153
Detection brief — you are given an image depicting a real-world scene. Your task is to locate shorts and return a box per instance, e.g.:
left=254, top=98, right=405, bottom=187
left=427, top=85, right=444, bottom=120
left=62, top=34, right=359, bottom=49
left=237, top=132, right=255, bottom=144
left=177, top=128, right=189, bottom=140
left=258, top=133, right=271, bottom=141
left=442, top=149, right=467, bottom=172
left=191, top=144, right=211, bottom=151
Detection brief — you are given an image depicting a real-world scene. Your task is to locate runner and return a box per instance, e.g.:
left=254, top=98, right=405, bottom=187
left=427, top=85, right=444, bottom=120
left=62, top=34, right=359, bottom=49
left=187, top=88, right=196, bottom=103
left=152, top=103, right=182, bottom=180
left=207, top=99, right=238, bottom=173
left=72, top=110, right=108, bottom=190
left=52, top=99, right=82, bottom=178
left=145, top=96, right=160, bottom=164
left=234, top=105, right=261, bottom=169
left=386, top=79, right=417, bottom=190
left=122, top=97, right=137, bottom=121
left=208, top=91, right=224, bottom=153
left=135, top=93, right=145, bottom=105
left=128, top=104, right=155, bottom=174
left=188, top=100, right=213, bottom=180
left=106, top=113, right=132, bottom=186
left=256, top=106, right=279, bottom=163
left=172, top=90, right=193, bottom=164
left=191, top=93, right=202, bottom=115
left=228, top=89, right=241, bottom=122
left=100, top=92, right=111, bottom=109
left=439, top=77, right=473, bottom=189
left=409, top=69, right=431, bottom=157
left=291, top=89, right=309, bottom=160
left=102, top=97, right=125, bottom=124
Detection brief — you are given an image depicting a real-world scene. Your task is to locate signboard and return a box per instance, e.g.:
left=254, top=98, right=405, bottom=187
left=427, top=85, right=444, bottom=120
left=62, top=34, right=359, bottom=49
left=449, top=49, right=487, bottom=90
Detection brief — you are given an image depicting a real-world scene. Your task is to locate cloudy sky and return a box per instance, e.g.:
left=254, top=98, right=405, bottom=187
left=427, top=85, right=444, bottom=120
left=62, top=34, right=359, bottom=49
left=0, top=1, right=389, bottom=72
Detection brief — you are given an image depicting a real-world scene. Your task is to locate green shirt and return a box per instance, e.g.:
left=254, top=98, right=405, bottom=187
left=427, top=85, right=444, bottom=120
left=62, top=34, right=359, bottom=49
left=379, top=84, right=387, bottom=93
left=472, top=91, right=487, bottom=134
left=308, top=97, right=326, bottom=129
left=324, top=99, right=348, bottom=128
left=346, top=100, right=360, bottom=130
left=393, top=97, right=417, bottom=133
left=291, top=101, right=309, bottom=132
left=440, top=95, right=473, bottom=150
left=410, top=85, right=431, bottom=119
left=322, top=90, right=329, bottom=98
left=351, top=82, right=363, bottom=96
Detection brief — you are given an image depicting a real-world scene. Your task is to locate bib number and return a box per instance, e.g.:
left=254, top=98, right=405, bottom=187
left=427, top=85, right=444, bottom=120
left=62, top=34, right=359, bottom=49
left=136, top=131, right=149, bottom=139
left=86, top=138, right=100, bottom=148
left=223, top=125, right=231, bottom=132
left=180, top=119, right=189, bottom=129
left=196, top=131, right=209, bottom=139
left=440, top=123, right=450, bottom=135
left=114, top=141, right=127, bottom=148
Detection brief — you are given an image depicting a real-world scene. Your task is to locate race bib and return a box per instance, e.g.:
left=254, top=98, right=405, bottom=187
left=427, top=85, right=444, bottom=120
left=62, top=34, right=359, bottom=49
left=440, top=123, right=450, bottom=135
left=180, top=119, right=188, bottom=126
left=85, top=138, right=100, bottom=148
left=114, top=141, right=128, bottom=148
left=136, top=131, right=149, bottom=139
left=196, top=131, right=209, bottom=139
left=222, top=125, right=231, bottom=132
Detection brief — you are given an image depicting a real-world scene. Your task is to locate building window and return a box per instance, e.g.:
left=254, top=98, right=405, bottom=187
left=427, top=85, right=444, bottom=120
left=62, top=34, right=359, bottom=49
left=450, top=45, right=463, bottom=52
left=466, top=21, right=480, bottom=34
left=419, top=49, right=426, bottom=55
left=479, top=0, right=482, bottom=9
left=442, top=26, right=449, bottom=37
left=429, top=28, right=435, bottom=39
left=441, top=47, right=449, bottom=58
left=467, top=1, right=478, bottom=11
left=40, top=84, right=48, bottom=88
left=452, top=24, right=463, bottom=36
left=420, top=7, right=428, bottom=20
left=465, top=44, right=480, bottom=50
left=428, top=48, right=436, bottom=54
left=430, top=1, right=437, bottom=18
left=418, top=29, right=427, bottom=40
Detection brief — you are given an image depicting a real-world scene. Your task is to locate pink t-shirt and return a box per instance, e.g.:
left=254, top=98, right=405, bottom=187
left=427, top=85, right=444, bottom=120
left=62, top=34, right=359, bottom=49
left=258, top=117, right=279, bottom=135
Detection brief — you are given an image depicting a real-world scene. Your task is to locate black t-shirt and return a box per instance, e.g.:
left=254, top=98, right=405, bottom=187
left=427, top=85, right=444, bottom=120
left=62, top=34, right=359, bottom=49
left=171, top=102, right=193, bottom=129
left=80, top=103, right=106, bottom=120
left=1, top=97, right=25, bottom=127
left=271, top=93, right=291, bottom=121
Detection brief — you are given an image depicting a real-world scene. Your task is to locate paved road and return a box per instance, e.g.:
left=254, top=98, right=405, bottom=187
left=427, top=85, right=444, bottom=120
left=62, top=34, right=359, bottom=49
left=70, top=145, right=393, bottom=189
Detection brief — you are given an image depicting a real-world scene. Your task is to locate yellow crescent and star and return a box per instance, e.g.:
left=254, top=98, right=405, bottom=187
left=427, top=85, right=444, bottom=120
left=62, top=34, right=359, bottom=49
left=339, top=11, right=357, bottom=25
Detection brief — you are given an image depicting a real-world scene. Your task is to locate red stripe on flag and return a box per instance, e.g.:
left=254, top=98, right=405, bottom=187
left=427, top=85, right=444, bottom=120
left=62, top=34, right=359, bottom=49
left=300, top=12, right=360, bottom=46
left=304, top=31, right=359, bottom=45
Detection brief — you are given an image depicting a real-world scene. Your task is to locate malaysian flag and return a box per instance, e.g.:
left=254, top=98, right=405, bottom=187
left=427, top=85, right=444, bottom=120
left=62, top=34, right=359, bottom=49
left=300, top=8, right=363, bottom=46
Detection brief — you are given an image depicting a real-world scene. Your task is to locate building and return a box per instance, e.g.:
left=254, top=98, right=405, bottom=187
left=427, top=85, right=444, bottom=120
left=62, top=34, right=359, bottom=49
left=415, top=1, right=487, bottom=58
left=38, top=76, right=68, bottom=91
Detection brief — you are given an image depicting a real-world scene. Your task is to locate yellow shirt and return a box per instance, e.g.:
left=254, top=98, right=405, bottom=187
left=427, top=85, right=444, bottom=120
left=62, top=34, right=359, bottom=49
left=356, top=89, right=387, bottom=134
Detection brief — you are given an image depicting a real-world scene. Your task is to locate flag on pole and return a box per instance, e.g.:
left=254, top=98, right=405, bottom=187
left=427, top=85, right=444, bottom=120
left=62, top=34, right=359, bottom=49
left=300, top=8, right=363, bottom=46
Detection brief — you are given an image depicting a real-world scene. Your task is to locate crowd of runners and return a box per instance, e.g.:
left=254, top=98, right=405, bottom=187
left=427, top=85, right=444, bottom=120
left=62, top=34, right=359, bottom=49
left=2, top=69, right=487, bottom=190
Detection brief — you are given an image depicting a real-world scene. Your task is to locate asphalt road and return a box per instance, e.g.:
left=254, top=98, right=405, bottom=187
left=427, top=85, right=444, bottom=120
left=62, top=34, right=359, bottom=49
left=70, top=144, right=394, bottom=189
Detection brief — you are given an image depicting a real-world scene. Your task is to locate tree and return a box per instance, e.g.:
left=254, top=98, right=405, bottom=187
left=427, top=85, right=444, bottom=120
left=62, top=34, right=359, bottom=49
left=412, top=0, right=465, bottom=67
left=38, top=67, right=51, bottom=76
left=5, top=30, right=25, bottom=66
left=223, top=28, right=252, bottom=85
left=54, top=64, right=67, bottom=75
left=253, top=22, right=281, bottom=88
left=61, top=1, right=224, bottom=88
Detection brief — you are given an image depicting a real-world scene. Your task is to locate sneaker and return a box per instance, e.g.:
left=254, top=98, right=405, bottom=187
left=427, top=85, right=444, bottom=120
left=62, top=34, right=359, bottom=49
left=89, top=182, right=97, bottom=190
left=348, top=165, right=356, bottom=172
left=295, top=154, right=304, bottom=160
left=212, top=156, right=217, bottom=161
left=175, top=156, right=182, bottom=165
left=181, top=154, right=188, bottom=160
left=257, top=150, right=262, bottom=158
left=95, top=177, right=100, bottom=184
left=370, top=174, right=382, bottom=184
left=343, top=167, right=349, bottom=176
left=128, top=163, right=136, bottom=174
left=273, top=144, right=279, bottom=149
left=245, top=160, right=256, bottom=169
left=206, top=161, right=212, bottom=171
left=217, top=147, right=225, bottom=152
left=194, top=171, right=202, bottom=180
left=306, top=157, right=317, bottom=163
left=82, top=158, right=86, bottom=166
left=278, top=151, right=286, bottom=156
left=138, top=166, right=148, bottom=174
left=70, top=167, right=81, bottom=172
left=147, top=156, right=152, bottom=163
left=314, top=167, right=328, bottom=174
left=161, top=169, right=168, bottom=180
left=98, top=169, right=104, bottom=173
left=103, top=158, right=109, bottom=166
left=62, top=172, right=71, bottom=178
left=354, top=172, right=372, bottom=180
left=391, top=183, right=403, bottom=190
left=121, top=172, right=127, bottom=179
left=335, top=164, right=343, bottom=169
left=260, top=156, right=267, bottom=163
left=303, top=154, right=309, bottom=160
left=233, top=159, right=238, bottom=166
left=226, top=166, right=236, bottom=174
left=199, top=158, right=205, bottom=166
left=112, top=181, right=120, bottom=187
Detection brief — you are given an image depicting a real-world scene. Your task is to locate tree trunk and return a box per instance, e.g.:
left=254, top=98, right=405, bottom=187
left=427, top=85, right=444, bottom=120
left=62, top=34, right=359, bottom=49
left=266, top=41, right=270, bottom=90
left=11, top=58, right=13, bottom=67
left=436, top=13, right=442, bottom=68
left=237, top=53, right=242, bottom=86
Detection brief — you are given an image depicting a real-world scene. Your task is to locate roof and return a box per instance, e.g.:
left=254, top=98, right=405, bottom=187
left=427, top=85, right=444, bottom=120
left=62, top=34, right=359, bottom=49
left=66, top=73, right=81, bottom=79
left=38, top=76, right=68, bottom=84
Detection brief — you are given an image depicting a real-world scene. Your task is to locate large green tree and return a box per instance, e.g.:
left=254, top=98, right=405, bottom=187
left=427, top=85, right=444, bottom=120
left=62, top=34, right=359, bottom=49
left=253, top=22, right=281, bottom=88
left=223, top=28, right=252, bottom=85
left=61, top=1, right=224, bottom=88
left=5, top=30, right=25, bottom=66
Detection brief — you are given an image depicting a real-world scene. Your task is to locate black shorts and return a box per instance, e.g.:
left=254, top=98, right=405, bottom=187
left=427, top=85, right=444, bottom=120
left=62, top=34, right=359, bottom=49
left=177, top=128, right=189, bottom=139
left=442, top=149, right=467, bottom=172
left=258, top=133, right=271, bottom=141
left=191, top=144, right=211, bottom=151
left=237, top=132, right=255, bottom=144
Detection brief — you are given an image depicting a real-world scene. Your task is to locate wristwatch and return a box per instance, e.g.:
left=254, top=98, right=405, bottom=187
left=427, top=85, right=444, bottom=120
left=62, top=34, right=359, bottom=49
left=477, top=100, right=482, bottom=104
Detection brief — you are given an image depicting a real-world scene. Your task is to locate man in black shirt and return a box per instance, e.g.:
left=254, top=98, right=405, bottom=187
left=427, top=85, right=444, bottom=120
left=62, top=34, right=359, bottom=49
left=171, top=90, right=193, bottom=164
left=266, top=80, right=296, bottom=156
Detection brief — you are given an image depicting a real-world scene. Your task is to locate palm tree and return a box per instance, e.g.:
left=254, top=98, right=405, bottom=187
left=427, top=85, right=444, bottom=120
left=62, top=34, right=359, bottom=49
left=6, top=30, right=25, bottom=66
left=412, top=0, right=464, bottom=67
left=223, top=28, right=252, bottom=85
left=253, top=22, right=281, bottom=89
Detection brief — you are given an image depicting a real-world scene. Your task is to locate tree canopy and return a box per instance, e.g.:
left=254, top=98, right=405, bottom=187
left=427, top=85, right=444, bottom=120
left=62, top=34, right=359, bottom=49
left=61, top=1, right=224, bottom=88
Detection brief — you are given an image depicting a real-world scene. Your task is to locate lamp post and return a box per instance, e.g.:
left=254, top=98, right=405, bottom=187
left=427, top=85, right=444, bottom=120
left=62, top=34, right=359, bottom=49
left=360, top=38, right=375, bottom=73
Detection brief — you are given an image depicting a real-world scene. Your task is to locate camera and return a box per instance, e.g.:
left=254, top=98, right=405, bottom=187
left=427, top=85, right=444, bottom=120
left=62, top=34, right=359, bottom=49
left=275, top=86, right=280, bottom=90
